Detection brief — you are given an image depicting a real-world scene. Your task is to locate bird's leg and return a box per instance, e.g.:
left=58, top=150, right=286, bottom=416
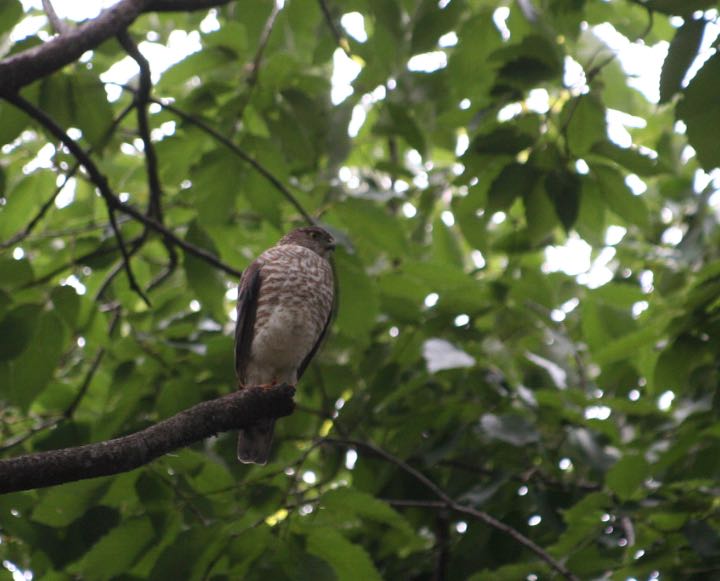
left=253, top=379, right=280, bottom=389
left=239, top=379, right=295, bottom=390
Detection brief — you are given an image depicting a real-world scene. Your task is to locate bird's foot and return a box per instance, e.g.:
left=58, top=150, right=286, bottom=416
left=255, top=381, right=279, bottom=390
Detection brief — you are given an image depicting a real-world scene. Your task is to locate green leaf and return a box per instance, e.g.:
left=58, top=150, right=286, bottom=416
left=334, top=198, right=408, bottom=257
left=4, top=311, right=67, bottom=410
left=320, top=488, right=418, bottom=540
left=488, top=163, right=540, bottom=213
left=72, top=72, right=114, bottom=148
left=203, top=21, right=248, bottom=55
left=306, top=527, right=382, bottom=581
left=378, top=102, right=426, bottom=156
left=575, top=175, right=606, bottom=245
left=563, top=94, right=606, bottom=155
left=72, top=517, right=155, bottom=581
left=606, top=453, right=649, bottom=500
left=333, top=250, right=379, bottom=344
left=479, top=413, right=539, bottom=446
left=590, top=141, right=664, bottom=176
left=150, top=526, right=224, bottom=581
left=592, top=163, right=648, bottom=229
left=645, top=0, right=715, bottom=15
left=0, top=303, right=42, bottom=362
left=410, top=0, right=463, bottom=54
left=469, top=125, right=536, bottom=156
left=593, top=314, right=667, bottom=366
left=0, top=170, right=55, bottom=241
left=545, top=169, right=581, bottom=232
left=659, top=18, right=706, bottom=103
left=32, top=479, right=109, bottom=527
left=677, top=52, right=720, bottom=169
left=183, top=220, right=227, bottom=321
left=0, top=1, right=22, bottom=36
left=50, top=285, right=81, bottom=328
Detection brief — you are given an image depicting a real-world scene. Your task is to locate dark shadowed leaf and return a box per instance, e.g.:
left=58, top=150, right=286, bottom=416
left=677, top=52, right=720, bottom=169
left=659, top=17, right=706, bottom=103
left=306, top=527, right=382, bottom=581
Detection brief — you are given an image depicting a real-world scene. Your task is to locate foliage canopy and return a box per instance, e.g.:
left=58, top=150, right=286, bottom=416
left=1, top=0, right=720, bottom=579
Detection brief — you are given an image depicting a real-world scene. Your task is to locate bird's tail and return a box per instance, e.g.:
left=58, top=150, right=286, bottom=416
left=237, top=418, right=275, bottom=464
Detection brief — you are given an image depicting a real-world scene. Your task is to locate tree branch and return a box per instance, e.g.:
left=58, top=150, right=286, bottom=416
left=317, top=0, right=351, bottom=56
left=145, top=0, right=232, bottom=11
left=0, top=385, right=295, bottom=494
left=117, top=31, right=179, bottom=289
left=104, top=196, right=151, bottom=305
left=324, top=438, right=580, bottom=581
left=0, top=0, right=145, bottom=94
left=41, top=0, right=71, bottom=35
left=119, top=89, right=316, bottom=226
left=0, top=103, right=134, bottom=250
left=3, top=92, right=242, bottom=278
left=0, top=0, right=238, bottom=94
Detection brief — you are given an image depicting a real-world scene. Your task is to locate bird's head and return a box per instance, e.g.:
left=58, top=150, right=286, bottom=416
left=278, top=226, right=336, bottom=259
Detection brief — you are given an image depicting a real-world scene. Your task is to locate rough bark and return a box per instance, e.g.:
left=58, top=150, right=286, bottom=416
left=0, top=385, right=294, bottom=494
left=0, top=0, right=234, bottom=94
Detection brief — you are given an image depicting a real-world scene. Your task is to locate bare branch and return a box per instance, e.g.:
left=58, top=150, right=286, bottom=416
left=0, top=0, right=145, bottom=94
left=41, top=0, right=71, bottom=35
left=64, top=309, right=121, bottom=418
left=145, top=0, right=232, bottom=11
left=0, top=417, right=63, bottom=454
left=105, top=197, right=151, bottom=305
left=117, top=30, right=179, bottom=285
left=0, top=103, right=134, bottom=250
left=0, top=385, right=295, bottom=494
left=249, top=2, right=281, bottom=83
left=145, top=93, right=316, bottom=225
left=317, top=0, right=351, bottom=56
left=0, top=0, right=239, bottom=94
left=3, top=92, right=242, bottom=278
left=324, top=438, right=580, bottom=581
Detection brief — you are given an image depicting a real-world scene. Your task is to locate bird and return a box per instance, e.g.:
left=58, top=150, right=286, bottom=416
left=234, top=226, right=336, bottom=464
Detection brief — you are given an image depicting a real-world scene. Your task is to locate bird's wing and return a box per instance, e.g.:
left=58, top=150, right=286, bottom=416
left=234, top=260, right=263, bottom=385
left=296, top=270, right=336, bottom=381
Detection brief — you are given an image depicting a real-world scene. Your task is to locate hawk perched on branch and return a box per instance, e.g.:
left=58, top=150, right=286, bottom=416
left=234, top=226, right=336, bottom=464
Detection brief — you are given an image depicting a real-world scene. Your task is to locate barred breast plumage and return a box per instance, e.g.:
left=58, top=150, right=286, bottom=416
left=244, top=244, right=334, bottom=387
left=234, top=226, right=336, bottom=464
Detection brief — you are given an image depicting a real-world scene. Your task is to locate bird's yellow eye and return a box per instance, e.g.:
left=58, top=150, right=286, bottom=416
left=310, top=231, right=318, bottom=238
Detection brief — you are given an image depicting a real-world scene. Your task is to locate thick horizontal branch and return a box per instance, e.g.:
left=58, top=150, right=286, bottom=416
left=146, top=0, right=232, bottom=11
left=0, top=385, right=295, bottom=494
left=0, top=0, right=144, bottom=93
left=0, top=0, right=234, bottom=94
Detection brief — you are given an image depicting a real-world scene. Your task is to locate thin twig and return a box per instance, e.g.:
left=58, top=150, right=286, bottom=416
left=105, top=198, right=151, bottom=305
left=117, top=32, right=176, bottom=256
left=154, top=93, right=315, bottom=224
left=64, top=308, right=121, bottom=418
left=3, top=92, right=242, bottom=277
left=0, top=103, right=134, bottom=250
left=316, top=0, right=351, bottom=56
left=21, top=236, right=142, bottom=289
left=41, top=0, right=71, bottom=35
left=324, top=438, right=580, bottom=581
left=0, top=417, right=62, bottom=453
left=433, top=513, right=450, bottom=581
left=0, top=308, right=122, bottom=454
left=246, top=2, right=281, bottom=89
left=110, top=84, right=315, bottom=225
left=110, top=32, right=179, bottom=293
